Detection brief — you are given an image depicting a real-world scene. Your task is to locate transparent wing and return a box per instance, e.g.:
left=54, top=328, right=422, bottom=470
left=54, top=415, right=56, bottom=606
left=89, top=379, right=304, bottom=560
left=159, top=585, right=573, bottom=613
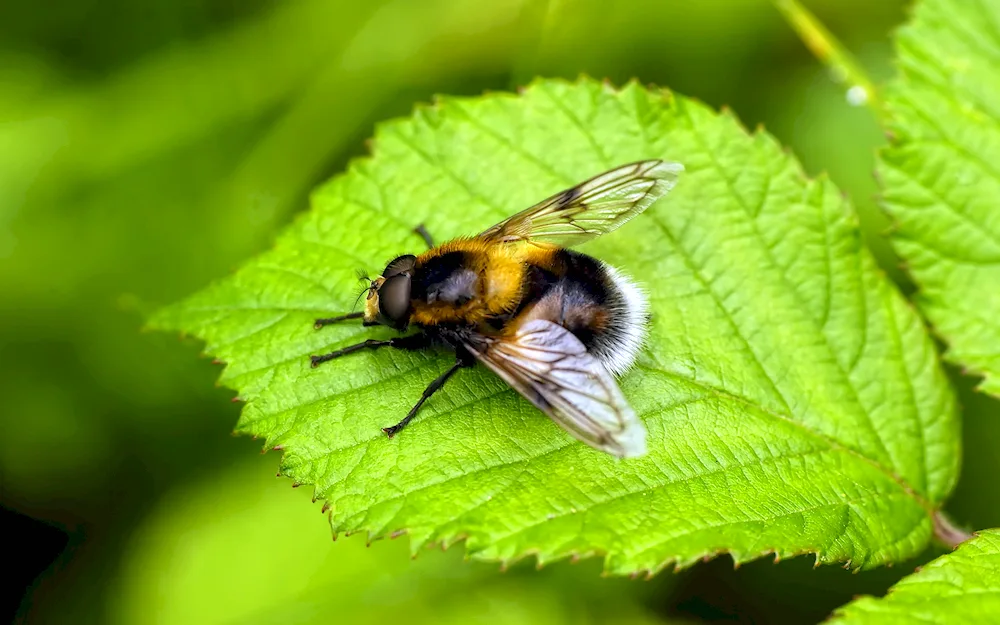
left=465, top=319, right=647, bottom=458
left=478, top=159, right=683, bottom=247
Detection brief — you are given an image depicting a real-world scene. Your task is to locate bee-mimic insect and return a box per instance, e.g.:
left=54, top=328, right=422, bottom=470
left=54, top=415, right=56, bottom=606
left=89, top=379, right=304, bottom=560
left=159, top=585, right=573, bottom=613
left=311, top=160, right=682, bottom=458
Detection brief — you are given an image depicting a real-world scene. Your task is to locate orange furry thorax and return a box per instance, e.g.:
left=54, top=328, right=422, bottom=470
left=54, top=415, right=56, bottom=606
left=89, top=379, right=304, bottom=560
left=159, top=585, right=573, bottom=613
left=408, top=238, right=560, bottom=327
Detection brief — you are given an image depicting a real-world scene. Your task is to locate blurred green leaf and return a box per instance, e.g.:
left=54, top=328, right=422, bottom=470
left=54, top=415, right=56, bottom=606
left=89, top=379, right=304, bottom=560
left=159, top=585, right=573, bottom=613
left=878, top=0, right=1000, bottom=396
left=111, top=458, right=675, bottom=625
left=11, top=0, right=383, bottom=184
left=153, top=78, right=957, bottom=575
left=0, top=0, right=534, bottom=509
left=830, top=529, right=1000, bottom=623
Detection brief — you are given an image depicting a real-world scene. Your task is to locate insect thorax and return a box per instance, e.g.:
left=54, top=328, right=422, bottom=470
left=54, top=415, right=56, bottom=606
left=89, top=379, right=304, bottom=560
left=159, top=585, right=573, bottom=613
left=409, top=241, right=525, bottom=326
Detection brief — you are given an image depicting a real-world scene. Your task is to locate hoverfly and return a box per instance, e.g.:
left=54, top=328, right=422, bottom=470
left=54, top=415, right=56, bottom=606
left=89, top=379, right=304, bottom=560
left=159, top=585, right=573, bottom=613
left=311, top=160, right=682, bottom=458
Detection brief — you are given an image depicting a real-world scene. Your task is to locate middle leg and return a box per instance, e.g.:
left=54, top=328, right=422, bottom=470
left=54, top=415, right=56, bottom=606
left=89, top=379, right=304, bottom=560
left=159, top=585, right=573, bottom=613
left=382, top=358, right=465, bottom=438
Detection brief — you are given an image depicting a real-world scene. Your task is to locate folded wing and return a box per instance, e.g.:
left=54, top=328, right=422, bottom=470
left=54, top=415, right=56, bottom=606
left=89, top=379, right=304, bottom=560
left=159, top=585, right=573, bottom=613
left=464, top=319, right=647, bottom=458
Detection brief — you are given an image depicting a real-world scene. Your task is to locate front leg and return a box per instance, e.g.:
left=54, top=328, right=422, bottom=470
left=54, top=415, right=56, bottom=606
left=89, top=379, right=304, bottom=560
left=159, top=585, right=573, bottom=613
left=310, top=332, right=430, bottom=367
left=314, top=311, right=363, bottom=329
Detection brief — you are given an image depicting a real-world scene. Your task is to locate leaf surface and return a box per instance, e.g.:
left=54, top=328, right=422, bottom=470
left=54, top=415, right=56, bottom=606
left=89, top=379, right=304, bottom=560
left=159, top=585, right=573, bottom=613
left=153, top=79, right=958, bottom=574
left=879, top=0, right=1000, bottom=395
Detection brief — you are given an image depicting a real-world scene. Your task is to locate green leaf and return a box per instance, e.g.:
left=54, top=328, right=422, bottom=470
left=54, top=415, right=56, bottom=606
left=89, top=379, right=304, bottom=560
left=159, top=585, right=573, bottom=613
left=878, top=0, right=1000, bottom=396
left=830, top=529, right=1000, bottom=623
left=152, top=78, right=958, bottom=575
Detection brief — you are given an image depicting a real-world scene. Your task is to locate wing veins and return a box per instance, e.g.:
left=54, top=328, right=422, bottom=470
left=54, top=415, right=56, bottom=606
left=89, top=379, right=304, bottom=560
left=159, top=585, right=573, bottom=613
left=463, top=320, right=647, bottom=457
left=477, top=159, right=682, bottom=247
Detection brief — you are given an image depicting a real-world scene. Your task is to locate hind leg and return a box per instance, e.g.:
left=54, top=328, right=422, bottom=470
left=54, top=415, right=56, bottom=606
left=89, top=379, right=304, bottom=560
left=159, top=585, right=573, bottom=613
left=414, top=224, right=434, bottom=249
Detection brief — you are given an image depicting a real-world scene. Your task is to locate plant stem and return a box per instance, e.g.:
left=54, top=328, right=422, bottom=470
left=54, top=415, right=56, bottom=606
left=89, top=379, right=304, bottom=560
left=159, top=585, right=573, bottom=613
left=933, top=510, right=973, bottom=548
left=771, top=0, right=887, bottom=120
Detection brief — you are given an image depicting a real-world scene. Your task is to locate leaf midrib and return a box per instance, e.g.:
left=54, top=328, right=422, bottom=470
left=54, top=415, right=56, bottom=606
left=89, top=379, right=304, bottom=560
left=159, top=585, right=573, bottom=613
left=638, top=365, right=933, bottom=513
left=641, top=202, right=910, bottom=491
left=216, top=310, right=934, bottom=518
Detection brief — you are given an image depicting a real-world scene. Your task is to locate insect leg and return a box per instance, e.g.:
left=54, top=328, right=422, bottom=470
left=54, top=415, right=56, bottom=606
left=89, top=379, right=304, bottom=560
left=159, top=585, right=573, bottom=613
left=310, top=333, right=430, bottom=367
left=382, top=359, right=463, bottom=438
left=414, top=224, right=435, bottom=249
left=314, top=311, right=363, bottom=330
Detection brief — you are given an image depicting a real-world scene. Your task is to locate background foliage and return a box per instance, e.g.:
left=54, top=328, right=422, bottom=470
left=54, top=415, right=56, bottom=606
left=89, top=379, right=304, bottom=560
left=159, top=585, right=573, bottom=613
left=2, top=0, right=998, bottom=623
left=830, top=530, right=1000, bottom=623
left=877, top=0, right=1000, bottom=396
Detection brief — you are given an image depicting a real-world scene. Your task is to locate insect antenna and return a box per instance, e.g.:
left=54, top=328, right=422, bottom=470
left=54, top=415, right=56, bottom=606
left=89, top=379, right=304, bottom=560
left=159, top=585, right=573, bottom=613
left=352, top=284, right=370, bottom=311
left=335, top=269, right=373, bottom=312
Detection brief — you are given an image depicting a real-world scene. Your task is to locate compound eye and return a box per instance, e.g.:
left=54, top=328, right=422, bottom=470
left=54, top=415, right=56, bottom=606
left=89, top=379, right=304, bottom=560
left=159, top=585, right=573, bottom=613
left=378, top=273, right=412, bottom=328
left=383, top=255, right=416, bottom=278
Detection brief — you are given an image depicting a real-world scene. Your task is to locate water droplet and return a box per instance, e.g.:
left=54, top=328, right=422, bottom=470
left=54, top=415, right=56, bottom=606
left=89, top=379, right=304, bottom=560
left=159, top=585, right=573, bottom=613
left=846, top=85, right=868, bottom=106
